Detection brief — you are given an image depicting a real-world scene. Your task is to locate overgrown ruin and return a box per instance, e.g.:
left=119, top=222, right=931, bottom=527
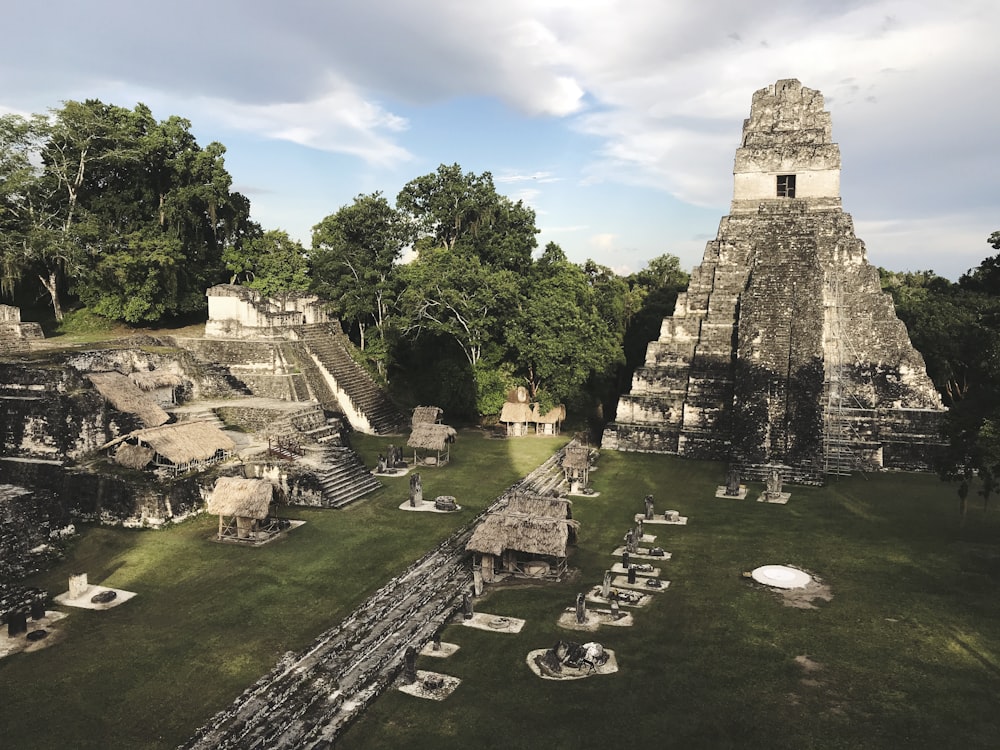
left=603, top=79, right=946, bottom=480
left=0, top=296, right=408, bottom=620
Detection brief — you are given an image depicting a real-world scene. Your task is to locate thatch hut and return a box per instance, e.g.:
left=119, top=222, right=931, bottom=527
left=499, top=401, right=533, bottom=437
left=407, top=423, right=457, bottom=466
left=206, top=477, right=276, bottom=541
left=466, top=492, right=578, bottom=582
left=130, top=370, right=184, bottom=406
left=86, top=371, right=170, bottom=428
left=103, top=421, right=235, bottom=475
left=114, top=443, right=156, bottom=471
left=411, top=405, right=443, bottom=428
left=532, top=403, right=566, bottom=435
left=562, top=443, right=591, bottom=493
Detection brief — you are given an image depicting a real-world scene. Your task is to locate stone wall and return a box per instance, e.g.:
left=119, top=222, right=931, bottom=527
left=0, top=483, right=67, bottom=621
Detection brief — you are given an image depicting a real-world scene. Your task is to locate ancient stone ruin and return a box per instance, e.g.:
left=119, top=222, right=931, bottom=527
left=603, top=79, right=945, bottom=480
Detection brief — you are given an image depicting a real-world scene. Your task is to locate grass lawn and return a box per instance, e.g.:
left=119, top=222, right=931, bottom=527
left=337, top=453, right=1000, bottom=750
left=0, top=431, right=566, bottom=750
left=3, top=439, right=1000, bottom=749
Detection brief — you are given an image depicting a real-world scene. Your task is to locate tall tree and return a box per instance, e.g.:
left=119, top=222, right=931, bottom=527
left=506, top=244, right=624, bottom=406
left=311, top=193, right=412, bottom=360
left=396, top=163, right=538, bottom=272
left=1, top=100, right=251, bottom=323
left=397, top=246, right=519, bottom=370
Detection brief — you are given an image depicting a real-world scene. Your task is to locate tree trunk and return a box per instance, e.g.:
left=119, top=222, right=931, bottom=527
left=39, top=271, right=63, bottom=322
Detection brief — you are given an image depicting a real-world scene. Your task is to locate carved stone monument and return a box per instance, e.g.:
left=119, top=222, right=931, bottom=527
left=602, top=570, right=613, bottom=599
left=462, top=590, right=474, bottom=620
left=725, top=468, right=741, bottom=497
left=575, top=592, right=586, bottom=624
left=409, top=473, right=422, bottom=507
left=602, top=79, right=945, bottom=479
left=403, top=645, right=418, bottom=684
left=69, top=573, right=89, bottom=600
left=767, top=469, right=781, bottom=495
left=644, top=494, right=654, bottom=520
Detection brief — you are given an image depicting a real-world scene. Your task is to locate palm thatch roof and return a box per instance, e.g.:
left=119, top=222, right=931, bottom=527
left=503, top=492, right=573, bottom=519
left=411, top=405, right=443, bottom=427
left=130, top=370, right=184, bottom=391
left=86, top=371, right=170, bottom=427
left=408, top=423, right=458, bottom=451
left=104, top=421, right=235, bottom=465
left=465, top=514, right=577, bottom=557
left=499, top=401, right=533, bottom=423
left=532, top=403, right=566, bottom=424
left=206, top=477, right=273, bottom=518
left=114, top=443, right=156, bottom=470
left=562, top=444, right=590, bottom=470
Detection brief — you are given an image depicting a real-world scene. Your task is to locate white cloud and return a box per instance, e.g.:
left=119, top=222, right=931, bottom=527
left=209, top=84, right=413, bottom=168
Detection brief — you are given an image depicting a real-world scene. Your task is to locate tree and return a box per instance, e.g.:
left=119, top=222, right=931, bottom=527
left=506, top=246, right=624, bottom=406
left=396, top=163, right=538, bottom=272
left=885, top=243, right=1000, bottom=522
left=621, top=253, right=690, bottom=384
left=397, top=247, right=519, bottom=369
left=224, top=229, right=309, bottom=298
left=1, top=100, right=251, bottom=323
left=311, top=193, right=412, bottom=359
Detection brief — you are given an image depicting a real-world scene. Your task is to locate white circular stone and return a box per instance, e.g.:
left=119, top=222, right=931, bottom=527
left=751, top=565, right=812, bottom=589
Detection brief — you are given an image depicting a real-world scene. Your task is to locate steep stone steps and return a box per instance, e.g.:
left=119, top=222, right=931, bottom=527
left=292, top=324, right=407, bottom=435
left=311, top=447, right=381, bottom=508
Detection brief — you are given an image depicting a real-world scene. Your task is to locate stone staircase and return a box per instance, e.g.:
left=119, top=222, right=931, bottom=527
left=293, top=324, right=407, bottom=435
left=174, top=407, right=226, bottom=430
left=307, top=446, right=382, bottom=508
left=263, top=403, right=344, bottom=458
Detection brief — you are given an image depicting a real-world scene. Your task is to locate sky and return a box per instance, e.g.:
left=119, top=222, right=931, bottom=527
left=1, top=0, right=997, bottom=279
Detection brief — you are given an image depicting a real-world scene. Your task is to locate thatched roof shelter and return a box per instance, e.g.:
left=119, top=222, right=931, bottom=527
left=86, top=371, right=170, bottom=428
left=466, top=490, right=579, bottom=581
left=532, top=403, right=566, bottom=435
left=103, top=421, right=235, bottom=474
left=130, top=370, right=184, bottom=391
left=562, top=443, right=592, bottom=492
left=562, top=444, right=590, bottom=470
left=466, top=514, right=578, bottom=558
left=114, top=443, right=156, bottom=470
left=206, top=477, right=276, bottom=541
left=503, top=492, right=573, bottom=519
left=207, top=477, right=274, bottom=519
left=411, top=405, right=443, bottom=427
left=408, top=423, right=457, bottom=466
left=499, top=401, right=533, bottom=423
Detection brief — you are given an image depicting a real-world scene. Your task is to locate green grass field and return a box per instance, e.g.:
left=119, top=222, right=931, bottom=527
left=3, top=436, right=999, bottom=750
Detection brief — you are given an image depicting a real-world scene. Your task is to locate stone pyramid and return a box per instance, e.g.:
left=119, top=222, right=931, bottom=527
left=602, top=79, right=945, bottom=480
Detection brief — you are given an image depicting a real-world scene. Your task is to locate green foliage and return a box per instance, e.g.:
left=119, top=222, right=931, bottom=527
left=0, top=100, right=250, bottom=323
left=622, top=253, right=690, bottom=379
left=396, top=163, right=538, bottom=272
left=506, top=248, right=624, bottom=405
left=310, top=192, right=411, bottom=362
left=397, top=246, right=520, bottom=368
left=223, top=229, right=310, bottom=298
left=473, top=360, right=517, bottom=418
left=881, top=244, right=1000, bottom=516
